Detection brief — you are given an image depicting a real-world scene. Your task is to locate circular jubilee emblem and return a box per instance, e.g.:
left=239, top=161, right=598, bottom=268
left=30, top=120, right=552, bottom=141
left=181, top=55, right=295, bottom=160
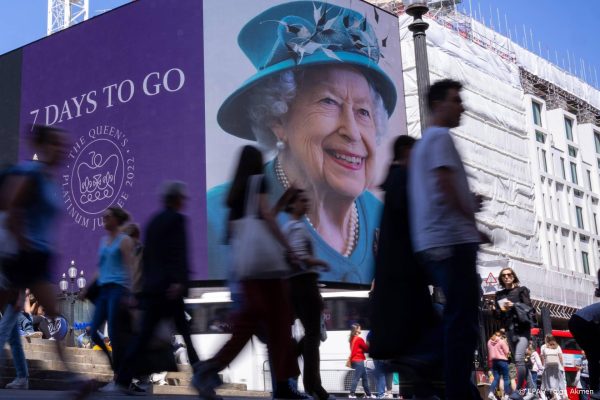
left=63, top=125, right=135, bottom=231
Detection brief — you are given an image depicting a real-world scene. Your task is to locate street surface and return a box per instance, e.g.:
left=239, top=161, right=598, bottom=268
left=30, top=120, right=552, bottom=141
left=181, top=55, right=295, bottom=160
left=0, top=390, right=271, bottom=400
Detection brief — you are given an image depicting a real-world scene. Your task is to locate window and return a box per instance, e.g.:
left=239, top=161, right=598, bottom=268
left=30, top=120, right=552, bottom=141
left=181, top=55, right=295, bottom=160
left=532, top=101, right=542, bottom=126
left=594, top=213, right=598, bottom=235
left=564, top=117, right=574, bottom=141
left=568, top=145, right=578, bottom=157
left=587, top=170, right=593, bottom=191
left=535, top=131, right=546, bottom=143
left=570, top=162, right=579, bottom=184
left=595, top=131, right=600, bottom=154
left=582, top=251, right=590, bottom=275
left=560, top=158, right=566, bottom=179
left=540, top=150, right=548, bottom=172
left=576, top=206, right=584, bottom=229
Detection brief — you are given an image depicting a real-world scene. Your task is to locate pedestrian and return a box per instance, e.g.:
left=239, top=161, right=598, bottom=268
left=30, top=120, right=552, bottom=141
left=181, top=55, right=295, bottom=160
left=114, top=182, right=203, bottom=393
left=193, top=145, right=305, bottom=400
left=540, top=335, right=567, bottom=400
left=281, top=187, right=333, bottom=400
left=487, top=331, right=512, bottom=400
left=348, top=323, right=372, bottom=399
left=87, top=206, right=134, bottom=392
left=408, top=79, right=489, bottom=400
left=568, top=301, right=600, bottom=400
left=493, top=267, right=535, bottom=399
left=528, top=344, right=543, bottom=389
left=576, top=351, right=590, bottom=400
left=0, top=125, right=73, bottom=387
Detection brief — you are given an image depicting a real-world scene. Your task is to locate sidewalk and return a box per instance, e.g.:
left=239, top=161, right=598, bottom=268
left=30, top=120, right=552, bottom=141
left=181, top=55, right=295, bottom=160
left=0, top=389, right=272, bottom=400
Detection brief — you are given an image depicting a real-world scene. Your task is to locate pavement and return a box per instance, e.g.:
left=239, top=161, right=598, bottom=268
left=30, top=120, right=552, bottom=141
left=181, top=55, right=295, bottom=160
left=0, top=389, right=272, bottom=400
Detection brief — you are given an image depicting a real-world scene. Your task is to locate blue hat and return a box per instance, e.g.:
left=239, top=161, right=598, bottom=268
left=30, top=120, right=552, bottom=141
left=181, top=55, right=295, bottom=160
left=217, top=1, right=398, bottom=140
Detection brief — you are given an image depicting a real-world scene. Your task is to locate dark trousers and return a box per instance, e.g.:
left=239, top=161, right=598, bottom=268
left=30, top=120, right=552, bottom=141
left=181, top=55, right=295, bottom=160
left=418, top=243, right=481, bottom=400
left=209, top=279, right=299, bottom=383
left=90, top=284, right=128, bottom=372
left=569, top=315, right=600, bottom=391
left=116, top=294, right=200, bottom=386
left=290, top=273, right=324, bottom=394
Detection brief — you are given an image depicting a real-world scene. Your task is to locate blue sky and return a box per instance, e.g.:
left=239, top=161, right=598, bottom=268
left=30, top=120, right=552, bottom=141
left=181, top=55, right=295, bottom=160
left=0, top=0, right=598, bottom=87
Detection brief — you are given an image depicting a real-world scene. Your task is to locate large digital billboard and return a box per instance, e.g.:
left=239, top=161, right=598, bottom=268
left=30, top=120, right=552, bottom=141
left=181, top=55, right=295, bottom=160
left=2, top=0, right=405, bottom=285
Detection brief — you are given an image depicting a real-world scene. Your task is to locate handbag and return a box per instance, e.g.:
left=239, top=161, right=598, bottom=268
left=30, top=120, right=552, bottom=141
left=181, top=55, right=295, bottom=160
left=231, top=175, right=289, bottom=280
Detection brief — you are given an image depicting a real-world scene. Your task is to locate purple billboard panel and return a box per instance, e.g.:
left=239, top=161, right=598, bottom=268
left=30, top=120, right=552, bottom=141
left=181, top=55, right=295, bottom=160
left=18, top=0, right=206, bottom=281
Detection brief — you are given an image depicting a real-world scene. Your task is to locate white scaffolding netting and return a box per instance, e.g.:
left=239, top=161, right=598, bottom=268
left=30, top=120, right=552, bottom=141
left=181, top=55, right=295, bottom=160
left=399, top=13, right=599, bottom=309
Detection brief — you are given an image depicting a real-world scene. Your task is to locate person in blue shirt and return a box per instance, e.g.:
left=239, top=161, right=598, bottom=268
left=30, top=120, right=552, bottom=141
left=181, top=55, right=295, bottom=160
left=88, top=206, right=133, bottom=384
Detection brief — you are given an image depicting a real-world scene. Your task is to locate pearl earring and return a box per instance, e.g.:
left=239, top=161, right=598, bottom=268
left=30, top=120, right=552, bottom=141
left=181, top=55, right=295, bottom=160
left=276, top=139, right=286, bottom=151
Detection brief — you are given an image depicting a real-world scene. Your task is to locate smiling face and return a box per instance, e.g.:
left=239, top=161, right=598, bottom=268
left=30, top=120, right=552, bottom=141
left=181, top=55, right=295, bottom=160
left=272, top=65, right=378, bottom=199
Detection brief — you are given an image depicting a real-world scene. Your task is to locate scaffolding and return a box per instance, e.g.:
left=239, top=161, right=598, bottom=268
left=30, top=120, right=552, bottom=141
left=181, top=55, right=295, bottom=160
left=47, top=0, right=89, bottom=36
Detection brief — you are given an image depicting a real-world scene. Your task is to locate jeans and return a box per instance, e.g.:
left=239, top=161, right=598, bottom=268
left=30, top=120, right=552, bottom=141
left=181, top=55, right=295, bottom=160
left=350, top=361, right=371, bottom=396
left=508, top=332, right=529, bottom=392
left=373, top=359, right=392, bottom=396
left=90, top=283, right=128, bottom=371
left=418, top=243, right=480, bottom=400
left=0, top=305, right=29, bottom=378
left=489, top=359, right=511, bottom=395
left=580, top=376, right=590, bottom=400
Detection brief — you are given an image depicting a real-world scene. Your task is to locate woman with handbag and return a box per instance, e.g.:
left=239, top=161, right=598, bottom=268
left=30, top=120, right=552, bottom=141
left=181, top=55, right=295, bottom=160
left=348, top=323, right=373, bottom=399
left=193, top=145, right=306, bottom=400
left=494, top=267, right=534, bottom=398
left=87, top=206, right=134, bottom=391
left=540, top=335, right=567, bottom=399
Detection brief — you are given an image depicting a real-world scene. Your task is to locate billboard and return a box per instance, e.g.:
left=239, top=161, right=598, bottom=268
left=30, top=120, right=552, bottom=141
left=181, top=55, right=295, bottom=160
left=2, top=0, right=405, bottom=285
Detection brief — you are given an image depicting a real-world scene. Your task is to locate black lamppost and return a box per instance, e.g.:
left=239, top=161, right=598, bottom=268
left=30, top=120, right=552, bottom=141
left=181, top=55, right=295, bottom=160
left=59, top=260, right=86, bottom=346
left=405, top=0, right=431, bottom=133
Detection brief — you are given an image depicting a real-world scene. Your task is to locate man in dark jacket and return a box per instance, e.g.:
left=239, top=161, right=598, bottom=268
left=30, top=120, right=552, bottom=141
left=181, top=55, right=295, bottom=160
left=116, top=181, right=200, bottom=391
left=370, top=136, right=442, bottom=397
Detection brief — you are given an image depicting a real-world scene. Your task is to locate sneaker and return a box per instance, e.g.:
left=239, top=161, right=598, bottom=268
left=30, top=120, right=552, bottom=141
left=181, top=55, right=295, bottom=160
left=349, top=395, right=357, bottom=399
left=191, top=362, right=223, bottom=400
left=26, top=331, right=43, bottom=339
left=98, top=381, right=117, bottom=393
left=272, top=384, right=311, bottom=400
left=5, top=377, right=29, bottom=390
left=488, top=393, right=497, bottom=400
left=129, top=381, right=147, bottom=393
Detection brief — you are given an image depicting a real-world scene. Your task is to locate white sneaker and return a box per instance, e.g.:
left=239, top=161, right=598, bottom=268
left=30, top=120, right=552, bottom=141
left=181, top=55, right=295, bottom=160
left=348, top=395, right=356, bottom=399
left=487, top=393, right=496, bottom=400
left=5, top=377, right=29, bottom=390
left=26, top=331, right=43, bottom=339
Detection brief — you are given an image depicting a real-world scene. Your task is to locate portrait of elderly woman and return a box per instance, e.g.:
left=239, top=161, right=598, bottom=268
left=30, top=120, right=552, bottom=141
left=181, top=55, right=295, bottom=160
left=205, top=0, right=405, bottom=284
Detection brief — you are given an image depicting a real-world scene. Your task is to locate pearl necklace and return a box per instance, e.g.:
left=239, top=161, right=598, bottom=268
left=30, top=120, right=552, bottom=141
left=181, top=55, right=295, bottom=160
left=275, top=157, right=359, bottom=257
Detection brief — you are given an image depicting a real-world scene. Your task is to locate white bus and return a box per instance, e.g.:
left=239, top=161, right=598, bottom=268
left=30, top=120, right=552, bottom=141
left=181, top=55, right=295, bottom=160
left=184, top=289, right=382, bottom=393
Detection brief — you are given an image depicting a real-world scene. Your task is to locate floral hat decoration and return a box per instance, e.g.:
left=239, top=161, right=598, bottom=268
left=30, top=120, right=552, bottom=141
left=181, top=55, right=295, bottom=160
left=217, top=1, right=398, bottom=140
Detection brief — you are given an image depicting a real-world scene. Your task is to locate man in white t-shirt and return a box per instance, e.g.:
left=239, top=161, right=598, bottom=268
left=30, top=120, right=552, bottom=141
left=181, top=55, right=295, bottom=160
left=409, top=79, right=488, bottom=400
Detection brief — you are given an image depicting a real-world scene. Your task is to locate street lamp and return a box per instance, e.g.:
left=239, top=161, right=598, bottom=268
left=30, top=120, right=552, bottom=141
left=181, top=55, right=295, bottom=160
left=59, top=260, right=86, bottom=346
left=405, top=0, right=431, bottom=134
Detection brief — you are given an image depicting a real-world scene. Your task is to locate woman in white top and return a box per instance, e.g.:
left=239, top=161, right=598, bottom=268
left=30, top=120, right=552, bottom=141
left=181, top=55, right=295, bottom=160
left=540, top=335, right=567, bottom=399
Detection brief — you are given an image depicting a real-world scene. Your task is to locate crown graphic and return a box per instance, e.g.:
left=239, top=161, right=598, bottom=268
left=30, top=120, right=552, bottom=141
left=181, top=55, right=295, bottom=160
left=77, top=151, right=119, bottom=205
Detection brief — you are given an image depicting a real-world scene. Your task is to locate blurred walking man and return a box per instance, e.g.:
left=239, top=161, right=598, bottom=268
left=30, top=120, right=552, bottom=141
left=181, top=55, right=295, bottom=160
left=115, top=181, right=201, bottom=392
left=409, top=79, right=487, bottom=400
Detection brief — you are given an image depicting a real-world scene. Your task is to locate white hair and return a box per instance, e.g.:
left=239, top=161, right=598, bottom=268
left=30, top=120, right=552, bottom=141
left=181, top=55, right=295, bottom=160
left=247, top=68, right=389, bottom=149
